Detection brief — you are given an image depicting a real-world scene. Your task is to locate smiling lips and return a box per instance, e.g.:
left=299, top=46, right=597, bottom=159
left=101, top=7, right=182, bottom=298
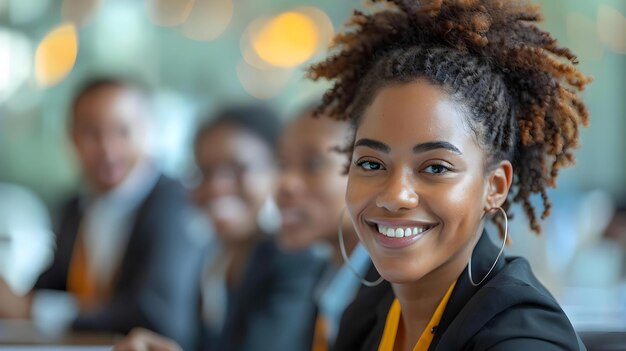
left=370, top=222, right=438, bottom=249
left=376, top=225, right=433, bottom=238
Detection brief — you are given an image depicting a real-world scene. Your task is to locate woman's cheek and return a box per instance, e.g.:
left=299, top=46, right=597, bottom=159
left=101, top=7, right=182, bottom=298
left=345, top=176, right=365, bottom=217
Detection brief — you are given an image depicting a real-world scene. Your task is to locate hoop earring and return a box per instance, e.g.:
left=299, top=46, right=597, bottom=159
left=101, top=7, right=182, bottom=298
left=468, top=206, right=508, bottom=287
left=338, top=208, right=384, bottom=287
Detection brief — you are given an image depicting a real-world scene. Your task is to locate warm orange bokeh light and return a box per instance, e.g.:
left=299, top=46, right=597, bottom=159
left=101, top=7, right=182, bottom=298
left=296, top=6, right=334, bottom=49
left=35, top=23, right=78, bottom=87
left=251, top=12, right=319, bottom=68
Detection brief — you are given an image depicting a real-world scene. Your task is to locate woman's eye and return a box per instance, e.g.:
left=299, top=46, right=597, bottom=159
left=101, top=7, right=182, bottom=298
left=356, top=160, right=384, bottom=171
left=423, top=164, right=450, bottom=174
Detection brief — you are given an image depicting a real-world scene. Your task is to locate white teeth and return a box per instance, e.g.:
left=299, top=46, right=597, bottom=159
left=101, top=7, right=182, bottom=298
left=376, top=224, right=432, bottom=238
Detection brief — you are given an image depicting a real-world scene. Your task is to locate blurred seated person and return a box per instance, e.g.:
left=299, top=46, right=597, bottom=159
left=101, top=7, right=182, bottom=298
left=0, top=183, right=54, bottom=295
left=0, top=78, right=204, bottom=349
left=115, top=104, right=324, bottom=351
left=275, top=106, right=389, bottom=351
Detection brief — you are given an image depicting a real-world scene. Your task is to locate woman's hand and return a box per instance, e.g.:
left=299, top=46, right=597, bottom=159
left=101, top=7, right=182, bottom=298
left=113, top=328, right=182, bottom=351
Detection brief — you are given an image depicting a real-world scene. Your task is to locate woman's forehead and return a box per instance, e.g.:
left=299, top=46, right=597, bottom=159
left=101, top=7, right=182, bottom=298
left=355, top=81, right=476, bottom=152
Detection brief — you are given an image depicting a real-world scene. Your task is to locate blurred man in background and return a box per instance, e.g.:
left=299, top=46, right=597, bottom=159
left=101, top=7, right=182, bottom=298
left=0, top=78, right=204, bottom=349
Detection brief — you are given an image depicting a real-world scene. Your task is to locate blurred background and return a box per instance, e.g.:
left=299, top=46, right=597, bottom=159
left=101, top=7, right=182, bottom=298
left=0, top=0, right=625, bottom=339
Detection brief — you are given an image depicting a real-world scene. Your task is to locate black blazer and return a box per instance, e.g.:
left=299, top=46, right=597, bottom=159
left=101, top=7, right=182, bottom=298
left=305, top=259, right=386, bottom=351
left=334, top=232, right=586, bottom=351
left=35, top=175, right=205, bottom=350
left=202, top=237, right=325, bottom=351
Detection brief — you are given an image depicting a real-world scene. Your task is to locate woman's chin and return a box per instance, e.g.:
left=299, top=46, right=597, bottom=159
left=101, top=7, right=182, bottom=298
left=374, top=261, right=429, bottom=284
left=382, top=273, right=426, bottom=284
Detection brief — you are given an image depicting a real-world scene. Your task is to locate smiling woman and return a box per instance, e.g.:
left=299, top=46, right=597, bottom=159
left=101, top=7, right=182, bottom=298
left=308, top=0, right=591, bottom=350
left=348, top=81, right=497, bottom=285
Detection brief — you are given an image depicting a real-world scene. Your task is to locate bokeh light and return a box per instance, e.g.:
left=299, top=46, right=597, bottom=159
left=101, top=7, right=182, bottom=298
left=0, top=29, right=32, bottom=104
left=566, top=13, right=604, bottom=61
left=145, top=0, right=195, bottom=27
left=241, top=7, right=334, bottom=69
left=181, top=0, right=233, bottom=41
left=92, top=1, right=151, bottom=70
left=241, top=16, right=275, bottom=69
left=61, top=0, right=102, bottom=27
left=295, top=6, right=334, bottom=49
left=597, top=4, right=626, bottom=54
left=34, top=23, right=78, bottom=88
left=251, top=11, right=319, bottom=68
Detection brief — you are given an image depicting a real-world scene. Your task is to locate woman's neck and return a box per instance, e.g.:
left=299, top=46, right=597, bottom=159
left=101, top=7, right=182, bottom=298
left=391, top=241, right=474, bottom=351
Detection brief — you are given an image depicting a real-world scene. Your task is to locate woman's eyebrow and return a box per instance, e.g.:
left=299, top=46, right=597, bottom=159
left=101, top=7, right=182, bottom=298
left=413, top=141, right=462, bottom=155
left=354, top=138, right=462, bottom=155
left=354, top=138, right=390, bottom=153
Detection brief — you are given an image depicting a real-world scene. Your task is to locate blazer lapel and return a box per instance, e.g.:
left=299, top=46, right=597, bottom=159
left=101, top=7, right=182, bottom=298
left=429, top=231, right=506, bottom=350
left=333, top=263, right=393, bottom=351
left=362, top=283, right=395, bottom=351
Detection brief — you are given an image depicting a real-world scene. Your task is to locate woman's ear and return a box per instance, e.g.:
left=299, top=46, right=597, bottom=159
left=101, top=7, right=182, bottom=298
left=485, top=160, right=513, bottom=210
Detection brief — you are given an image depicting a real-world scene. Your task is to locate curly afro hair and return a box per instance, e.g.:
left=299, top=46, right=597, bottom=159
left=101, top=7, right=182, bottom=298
left=307, top=0, right=592, bottom=235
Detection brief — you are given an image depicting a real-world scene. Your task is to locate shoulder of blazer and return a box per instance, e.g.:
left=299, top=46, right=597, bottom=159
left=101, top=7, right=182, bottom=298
left=127, top=174, right=189, bottom=239
left=333, top=272, right=393, bottom=351
left=431, top=238, right=581, bottom=351
left=239, top=237, right=326, bottom=299
left=136, top=174, right=186, bottom=217
left=114, top=175, right=189, bottom=279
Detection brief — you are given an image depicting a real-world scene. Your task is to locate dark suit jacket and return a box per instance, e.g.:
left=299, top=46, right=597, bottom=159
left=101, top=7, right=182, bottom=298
left=304, top=259, right=388, bottom=351
left=35, top=175, right=205, bottom=350
left=202, top=237, right=325, bottom=351
left=334, top=232, right=586, bottom=351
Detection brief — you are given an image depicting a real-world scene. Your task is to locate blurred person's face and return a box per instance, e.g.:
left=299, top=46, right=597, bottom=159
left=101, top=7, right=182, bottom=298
left=193, top=123, right=276, bottom=244
left=71, top=85, right=147, bottom=193
left=276, top=114, right=350, bottom=250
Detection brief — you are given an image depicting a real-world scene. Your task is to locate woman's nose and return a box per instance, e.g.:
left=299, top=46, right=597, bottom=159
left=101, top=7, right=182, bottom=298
left=375, top=168, right=419, bottom=212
